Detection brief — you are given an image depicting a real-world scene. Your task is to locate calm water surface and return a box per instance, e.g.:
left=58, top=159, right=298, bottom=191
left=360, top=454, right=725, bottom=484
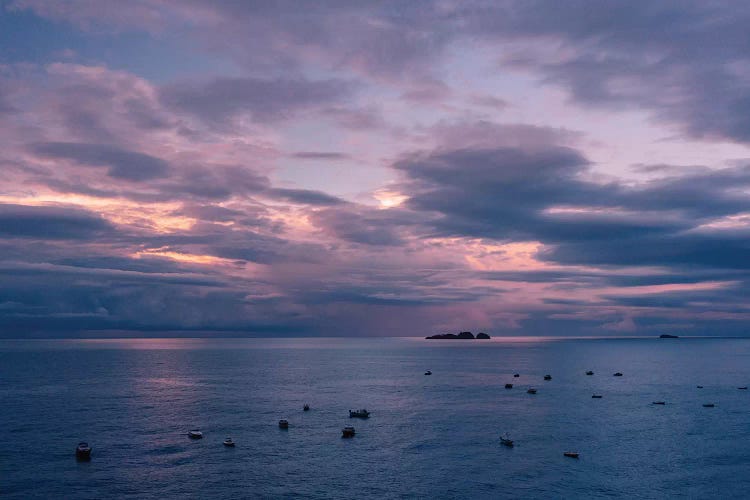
left=2, top=337, right=750, bottom=499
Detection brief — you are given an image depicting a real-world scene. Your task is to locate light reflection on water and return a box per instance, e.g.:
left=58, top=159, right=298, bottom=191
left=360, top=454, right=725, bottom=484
left=1, top=337, right=750, bottom=499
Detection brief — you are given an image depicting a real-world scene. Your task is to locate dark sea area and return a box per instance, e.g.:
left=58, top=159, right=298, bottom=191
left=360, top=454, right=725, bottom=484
left=2, top=336, right=750, bottom=499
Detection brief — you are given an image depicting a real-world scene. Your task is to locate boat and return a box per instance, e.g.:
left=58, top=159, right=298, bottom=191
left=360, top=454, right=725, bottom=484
left=187, top=430, right=203, bottom=439
left=425, top=370, right=432, bottom=375
left=513, top=373, right=520, bottom=378
left=697, top=385, right=704, bottom=389
left=591, top=394, right=603, bottom=398
left=653, top=401, right=666, bottom=405
left=279, top=419, right=289, bottom=429
left=303, top=404, right=310, bottom=411
left=613, top=372, right=623, bottom=377
left=500, top=434, right=514, bottom=447
left=349, top=409, right=370, bottom=419
left=505, top=383, right=513, bottom=389
left=223, top=437, right=235, bottom=447
left=527, top=388, right=537, bottom=394
left=544, top=374, right=552, bottom=380
left=563, top=452, right=579, bottom=458
left=702, top=403, right=715, bottom=408
left=342, top=426, right=356, bottom=438
left=738, top=387, right=748, bottom=390
left=75, top=442, right=92, bottom=460
left=585, top=371, right=594, bottom=375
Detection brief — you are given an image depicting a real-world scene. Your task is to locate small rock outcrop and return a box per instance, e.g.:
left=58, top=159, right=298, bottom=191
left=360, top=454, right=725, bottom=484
left=425, top=331, right=491, bottom=340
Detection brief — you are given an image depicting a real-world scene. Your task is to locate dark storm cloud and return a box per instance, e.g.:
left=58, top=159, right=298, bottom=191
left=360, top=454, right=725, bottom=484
left=159, top=76, right=357, bottom=125
left=0, top=204, right=115, bottom=239
left=30, top=142, right=170, bottom=180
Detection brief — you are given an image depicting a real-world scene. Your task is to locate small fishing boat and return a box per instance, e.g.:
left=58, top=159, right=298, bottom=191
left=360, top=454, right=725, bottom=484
left=652, top=401, right=666, bottom=405
left=527, top=388, right=537, bottom=394
left=513, top=373, right=520, bottom=378
left=187, top=430, right=203, bottom=439
left=586, top=371, right=594, bottom=375
left=223, top=437, right=235, bottom=447
left=702, top=403, right=715, bottom=408
left=425, top=370, right=432, bottom=375
left=342, top=426, right=356, bottom=438
left=279, top=419, right=289, bottom=429
left=738, top=387, right=748, bottom=390
left=591, top=394, right=603, bottom=398
left=613, top=372, right=623, bottom=377
left=500, top=434, right=514, bottom=447
left=349, top=409, right=370, bottom=419
left=75, top=442, right=92, bottom=460
left=563, top=452, right=579, bottom=458
left=505, top=383, right=513, bottom=389
left=303, top=404, right=310, bottom=411
left=544, top=374, right=552, bottom=380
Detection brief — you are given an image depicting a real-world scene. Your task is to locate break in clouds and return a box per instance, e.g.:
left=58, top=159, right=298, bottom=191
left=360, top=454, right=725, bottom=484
left=2, top=0, right=750, bottom=337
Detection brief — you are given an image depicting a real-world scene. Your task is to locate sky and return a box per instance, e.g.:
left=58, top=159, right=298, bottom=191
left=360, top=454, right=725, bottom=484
left=2, top=0, right=750, bottom=337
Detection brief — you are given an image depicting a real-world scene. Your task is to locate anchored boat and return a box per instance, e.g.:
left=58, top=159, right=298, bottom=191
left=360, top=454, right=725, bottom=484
left=75, top=442, right=92, bottom=461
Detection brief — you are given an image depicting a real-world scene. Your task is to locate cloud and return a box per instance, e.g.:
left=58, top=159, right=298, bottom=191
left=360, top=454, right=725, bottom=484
left=30, top=142, right=170, bottom=180
left=0, top=204, right=115, bottom=239
left=159, top=76, right=357, bottom=126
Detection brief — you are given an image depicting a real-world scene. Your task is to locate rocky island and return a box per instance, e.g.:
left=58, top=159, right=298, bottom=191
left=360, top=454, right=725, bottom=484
left=425, top=331, right=491, bottom=340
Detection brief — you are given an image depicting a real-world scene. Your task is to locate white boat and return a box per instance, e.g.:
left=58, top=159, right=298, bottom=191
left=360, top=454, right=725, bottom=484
left=223, top=437, right=235, bottom=447
left=425, top=370, right=432, bottom=375
left=187, top=430, right=203, bottom=439
left=349, top=409, right=370, bottom=419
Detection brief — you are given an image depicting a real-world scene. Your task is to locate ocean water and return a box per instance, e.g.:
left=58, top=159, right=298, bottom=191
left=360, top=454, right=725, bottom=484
left=2, top=337, right=750, bottom=499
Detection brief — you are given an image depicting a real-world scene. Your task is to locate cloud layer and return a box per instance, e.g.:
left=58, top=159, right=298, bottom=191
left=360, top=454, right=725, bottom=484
left=2, top=1, right=750, bottom=337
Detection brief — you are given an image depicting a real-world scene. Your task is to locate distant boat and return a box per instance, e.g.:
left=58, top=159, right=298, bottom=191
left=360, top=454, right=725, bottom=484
left=563, top=452, right=579, bottom=459
left=702, top=403, right=715, bottom=408
left=652, top=401, right=666, bottom=405
left=591, top=394, right=603, bottom=399
left=697, top=385, right=704, bottom=389
left=586, top=371, right=594, bottom=375
left=738, top=387, right=748, bottom=390
left=425, top=370, right=432, bottom=375
left=342, top=426, right=356, bottom=438
left=279, top=419, right=289, bottom=429
left=500, top=434, right=514, bottom=447
left=613, top=372, right=623, bottom=377
left=527, top=388, right=537, bottom=394
left=659, top=334, right=679, bottom=339
left=223, top=437, right=235, bottom=447
left=349, top=409, right=370, bottom=419
left=513, top=373, right=520, bottom=378
left=544, top=374, right=552, bottom=380
left=505, top=383, right=513, bottom=389
left=303, top=404, right=310, bottom=411
left=75, top=442, right=92, bottom=461
left=187, top=430, right=203, bottom=439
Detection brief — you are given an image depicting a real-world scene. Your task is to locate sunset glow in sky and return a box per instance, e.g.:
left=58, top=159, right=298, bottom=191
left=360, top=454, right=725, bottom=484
left=2, top=1, right=750, bottom=337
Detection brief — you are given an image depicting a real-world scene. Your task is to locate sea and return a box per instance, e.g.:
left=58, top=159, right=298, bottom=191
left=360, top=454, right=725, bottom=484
left=2, top=336, right=750, bottom=499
